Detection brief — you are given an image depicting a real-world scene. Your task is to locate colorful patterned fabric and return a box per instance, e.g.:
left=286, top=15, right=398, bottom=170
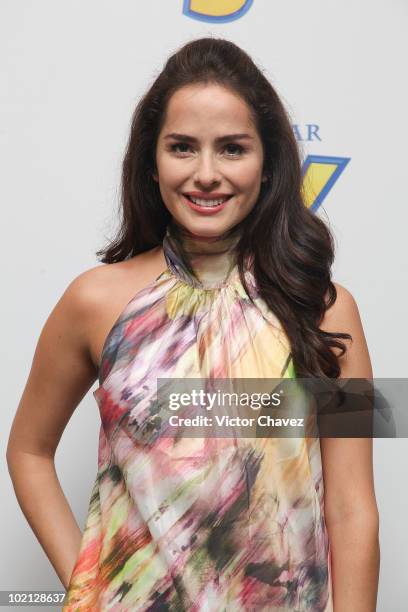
left=63, top=220, right=333, bottom=611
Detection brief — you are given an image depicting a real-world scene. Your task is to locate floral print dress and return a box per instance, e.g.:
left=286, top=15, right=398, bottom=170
left=63, top=220, right=332, bottom=611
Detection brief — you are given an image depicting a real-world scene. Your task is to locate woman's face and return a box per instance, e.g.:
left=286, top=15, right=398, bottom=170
left=154, top=83, right=267, bottom=238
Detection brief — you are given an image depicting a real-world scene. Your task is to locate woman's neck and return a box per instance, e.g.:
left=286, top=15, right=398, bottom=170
left=163, top=218, right=243, bottom=288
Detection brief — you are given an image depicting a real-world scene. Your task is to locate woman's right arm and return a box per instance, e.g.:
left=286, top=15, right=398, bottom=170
left=6, top=270, right=101, bottom=590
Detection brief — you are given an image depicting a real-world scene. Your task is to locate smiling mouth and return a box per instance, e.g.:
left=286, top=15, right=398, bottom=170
left=183, top=195, right=233, bottom=208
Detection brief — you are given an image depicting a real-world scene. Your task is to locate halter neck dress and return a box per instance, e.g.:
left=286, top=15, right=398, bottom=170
left=63, top=220, right=333, bottom=611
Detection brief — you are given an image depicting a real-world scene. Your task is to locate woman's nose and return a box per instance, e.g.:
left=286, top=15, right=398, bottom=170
left=193, top=152, right=221, bottom=186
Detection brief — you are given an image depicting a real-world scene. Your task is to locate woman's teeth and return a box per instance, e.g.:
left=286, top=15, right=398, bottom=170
left=187, top=196, right=230, bottom=208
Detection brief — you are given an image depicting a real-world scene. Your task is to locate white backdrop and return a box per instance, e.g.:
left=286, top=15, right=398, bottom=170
left=1, top=1, right=407, bottom=610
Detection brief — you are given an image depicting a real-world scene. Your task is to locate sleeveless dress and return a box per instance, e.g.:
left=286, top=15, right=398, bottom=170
left=63, top=220, right=333, bottom=611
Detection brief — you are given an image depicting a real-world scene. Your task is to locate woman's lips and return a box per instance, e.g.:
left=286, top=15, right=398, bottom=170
left=182, top=194, right=232, bottom=215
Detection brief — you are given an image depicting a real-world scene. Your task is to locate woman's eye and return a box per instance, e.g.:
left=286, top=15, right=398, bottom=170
left=224, top=143, right=244, bottom=156
left=170, top=143, right=191, bottom=154
left=169, top=142, right=244, bottom=156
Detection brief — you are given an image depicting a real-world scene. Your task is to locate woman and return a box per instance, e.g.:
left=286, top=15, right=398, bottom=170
left=7, top=37, right=379, bottom=611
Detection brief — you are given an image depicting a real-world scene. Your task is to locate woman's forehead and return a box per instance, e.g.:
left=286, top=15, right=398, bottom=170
left=161, top=85, right=256, bottom=133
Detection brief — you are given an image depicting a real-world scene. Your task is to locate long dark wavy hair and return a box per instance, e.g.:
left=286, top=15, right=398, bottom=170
left=96, top=37, right=351, bottom=378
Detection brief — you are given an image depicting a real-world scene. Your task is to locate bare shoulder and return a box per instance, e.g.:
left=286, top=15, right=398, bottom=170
left=321, top=281, right=360, bottom=332
left=321, top=281, right=372, bottom=378
left=63, top=258, right=132, bottom=314
left=60, top=245, right=166, bottom=369
left=62, top=246, right=163, bottom=322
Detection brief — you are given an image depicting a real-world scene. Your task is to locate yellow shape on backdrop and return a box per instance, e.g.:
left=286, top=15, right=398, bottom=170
left=190, top=0, right=248, bottom=17
left=302, top=162, right=338, bottom=209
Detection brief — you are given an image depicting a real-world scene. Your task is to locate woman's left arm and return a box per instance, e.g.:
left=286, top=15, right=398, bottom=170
left=320, top=282, right=380, bottom=612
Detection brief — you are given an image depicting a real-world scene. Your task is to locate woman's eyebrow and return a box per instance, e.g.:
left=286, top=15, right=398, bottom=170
left=164, top=133, right=254, bottom=143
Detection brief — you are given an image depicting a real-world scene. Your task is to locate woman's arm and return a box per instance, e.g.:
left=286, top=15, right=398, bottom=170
left=320, top=283, right=380, bottom=612
left=6, top=271, right=100, bottom=589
